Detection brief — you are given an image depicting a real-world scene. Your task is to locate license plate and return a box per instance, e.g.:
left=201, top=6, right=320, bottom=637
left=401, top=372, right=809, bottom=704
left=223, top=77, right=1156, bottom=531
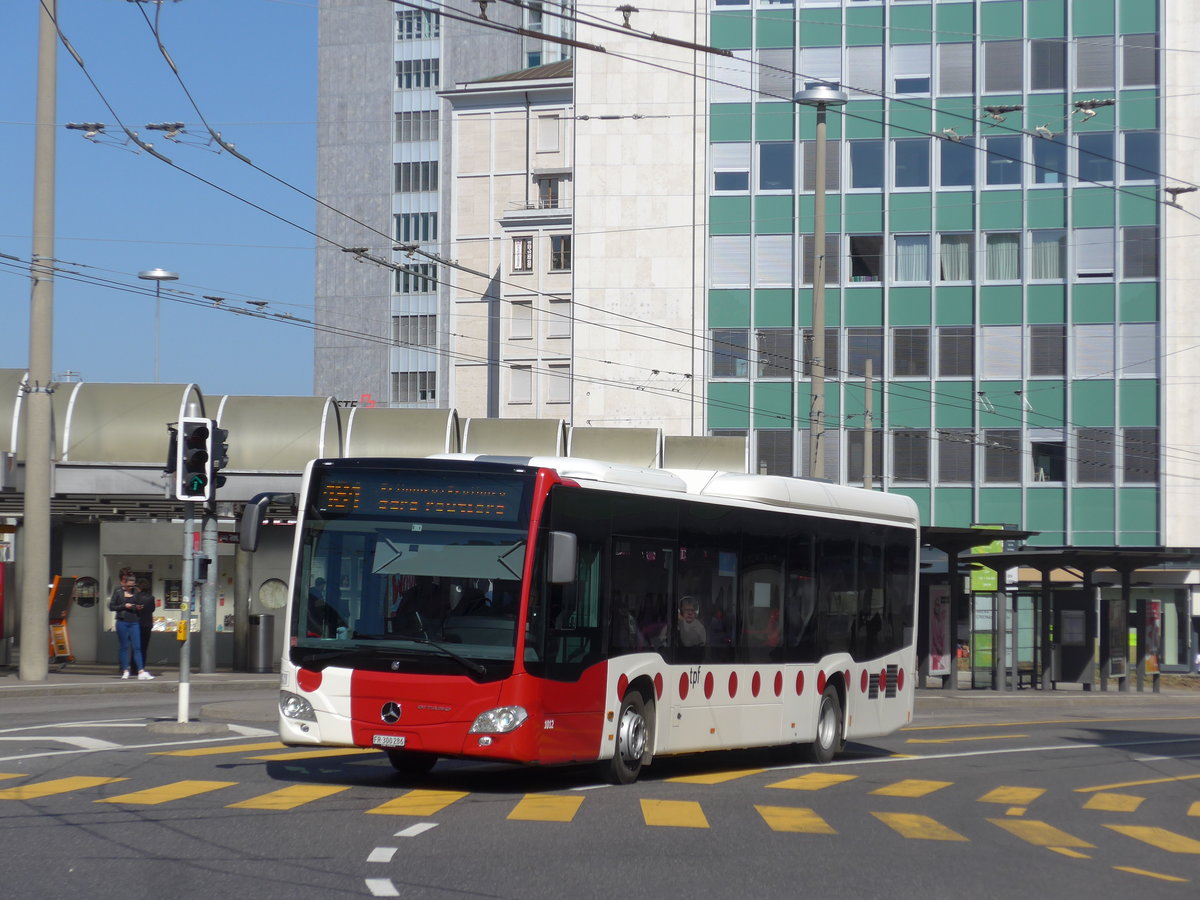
left=372, top=734, right=406, bottom=748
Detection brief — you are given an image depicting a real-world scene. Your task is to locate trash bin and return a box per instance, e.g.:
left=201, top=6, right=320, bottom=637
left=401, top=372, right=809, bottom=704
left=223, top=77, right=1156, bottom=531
left=248, top=614, right=275, bottom=673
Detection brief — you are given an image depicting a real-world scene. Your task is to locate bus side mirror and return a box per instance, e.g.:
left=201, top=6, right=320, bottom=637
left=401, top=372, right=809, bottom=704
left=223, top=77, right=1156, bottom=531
left=548, top=531, right=577, bottom=584
left=239, top=492, right=296, bottom=552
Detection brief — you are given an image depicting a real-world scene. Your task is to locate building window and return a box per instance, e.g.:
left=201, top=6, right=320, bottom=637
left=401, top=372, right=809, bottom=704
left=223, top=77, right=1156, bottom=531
left=396, top=9, right=439, bottom=39
left=1029, top=324, right=1065, bottom=376
left=796, top=46, right=841, bottom=91
left=1032, top=135, right=1067, bottom=184
left=395, top=58, right=439, bottom=90
left=392, top=371, right=436, bottom=403
left=758, top=142, right=794, bottom=191
left=892, top=430, right=930, bottom=483
left=510, top=365, right=532, bottom=405
left=847, top=430, right=883, bottom=486
left=395, top=211, right=438, bottom=243
left=937, top=429, right=974, bottom=483
left=712, top=329, right=749, bottom=378
left=802, top=234, right=840, bottom=285
left=937, top=43, right=974, bottom=96
left=1030, top=436, right=1066, bottom=482
left=893, top=234, right=930, bottom=282
left=893, top=139, right=930, bottom=188
left=801, top=327, right=839, bottom=378
left=709, top=50, right=753, bottom=103
left=1073, top=324, right=1114, bottom=378
left=846, top=45, right=883, bottom=98
left=845, top=327, right=883, bottom=378
left=755, top=430, right=793, bottom=477
left=1123, top=132, right=1159, bottom=182
left=395, top=161, right=438, bottom=192
left=756, top=235, right=793, bottom=287
left=937, top=326, right=974, bottom=378
left=395, top=263, right=438, bottom=293
left=940, top=137, right=975, bottom=187
left=710, top=235, right=751, bottom=287
left=848, top=234, right=883, bottom=282
left=537, top=114, right=560, bottom=152
left=1030, top=229, right=1066, bottom=279
left=1122, top=34, right=1158, bottom=88
left=1077, top=132, right=1114, bottom=183
left=938, top=233, right=973, bottom=281
left=1030, top=39, right=1065, bottom=90
left=1076, top=427, right=1114, bottom=483
left=1074, top=227, right=1114, bottom=279
left=393, top=314, right=436, bottom=347
left=395, top=109, right=438, bottom=143
left=537, top=177, right=563, bottom=209
left=985, top=135, right=1022, bottom=186
left=892, top=44, right=931, bottom=94
left=892, top=327, right=929, bottom=378
left=712, top=142, right=751, bottom=193
left=512, top=236, right=534, bottom=273
left=1076, top=36, right=1114, bottom=89
left=1122, top=225, right=1158, bottom=279
left=756, top=328, right=794, bottom=378
left=985, top=233, right=1021, bottom=281
left=983, top=40, right=1022, bottom=92
left=1123, top=427, right=1159, bottom=483
left=980, top=325, right=1021, bottom=380
left=547, top=297, right=571, bottom=338
left=1120, top=323, right=1157, bottom=375
left=547, top=363, right=570, bottom=403
left=757, top=47, right=794, bottom=101
left=848, top=140, right=884, bottom=189
left=511, top=301, right=533, bottom=340
left=550, top=235, right=571, bottom=271
left=983, top=429, right=1021, bottom=483
left=801, top=140, right=841, bottom=191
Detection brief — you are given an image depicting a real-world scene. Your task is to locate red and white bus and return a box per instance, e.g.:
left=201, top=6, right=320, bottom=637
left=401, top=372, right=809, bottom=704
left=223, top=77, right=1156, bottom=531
left=244, top=455, right=919, bottom=783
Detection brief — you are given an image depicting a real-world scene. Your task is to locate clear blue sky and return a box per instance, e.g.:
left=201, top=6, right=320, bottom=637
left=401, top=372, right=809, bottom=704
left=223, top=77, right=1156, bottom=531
left=1, top=0, right=319, bottom=397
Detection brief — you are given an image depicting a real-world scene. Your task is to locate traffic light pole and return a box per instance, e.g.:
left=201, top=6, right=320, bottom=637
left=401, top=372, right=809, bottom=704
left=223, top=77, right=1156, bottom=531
left=200, top=506, right=217, bottom=673
left=176, top=502, right=195, bottom=724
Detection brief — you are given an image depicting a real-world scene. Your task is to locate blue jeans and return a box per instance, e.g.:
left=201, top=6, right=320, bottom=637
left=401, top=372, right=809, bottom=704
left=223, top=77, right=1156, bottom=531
left=117, top=620, right=143, bottom=672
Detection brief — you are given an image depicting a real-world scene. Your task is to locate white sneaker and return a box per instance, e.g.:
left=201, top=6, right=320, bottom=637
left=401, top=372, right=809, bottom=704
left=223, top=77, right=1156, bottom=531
left=121, top=671, right=130, bottom=680
left=137, top=671, right=154, bottom=681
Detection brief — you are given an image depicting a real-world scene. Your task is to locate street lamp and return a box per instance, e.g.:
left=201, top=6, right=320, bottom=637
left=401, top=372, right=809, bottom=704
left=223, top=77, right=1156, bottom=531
left=794, top=86, right=847, bottom=481
left=138, top=268, right=179, bottom=382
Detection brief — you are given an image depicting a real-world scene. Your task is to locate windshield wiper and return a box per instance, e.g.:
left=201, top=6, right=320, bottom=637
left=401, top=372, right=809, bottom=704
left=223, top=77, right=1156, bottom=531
left=496, top=541, right=525, bottom=580
left=405, top=637, right=488, bottom=677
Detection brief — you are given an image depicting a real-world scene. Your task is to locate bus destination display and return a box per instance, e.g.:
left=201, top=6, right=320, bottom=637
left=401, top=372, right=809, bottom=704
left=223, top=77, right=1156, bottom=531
left=315, top=472, right=526, bottom=523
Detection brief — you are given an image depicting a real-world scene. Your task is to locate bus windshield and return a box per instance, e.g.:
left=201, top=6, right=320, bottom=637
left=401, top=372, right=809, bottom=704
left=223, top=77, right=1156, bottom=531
left=291, top=464, right=534, bottom=676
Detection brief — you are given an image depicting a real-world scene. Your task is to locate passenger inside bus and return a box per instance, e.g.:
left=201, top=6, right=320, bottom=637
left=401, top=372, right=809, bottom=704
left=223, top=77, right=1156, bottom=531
left=657, top=596, right=707, bottom=663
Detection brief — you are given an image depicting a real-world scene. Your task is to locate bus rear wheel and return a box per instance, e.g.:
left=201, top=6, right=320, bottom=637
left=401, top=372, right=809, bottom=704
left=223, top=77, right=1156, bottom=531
left=607, top=691, right=648, bottom=784
left=803, top=685, right=843, bottom=764
left=385, top=749, right=438, bottom=779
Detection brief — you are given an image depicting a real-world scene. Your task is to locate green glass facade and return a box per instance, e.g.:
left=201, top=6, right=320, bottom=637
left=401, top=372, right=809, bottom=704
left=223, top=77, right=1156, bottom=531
left=705, top=0, right=1162, bottom=546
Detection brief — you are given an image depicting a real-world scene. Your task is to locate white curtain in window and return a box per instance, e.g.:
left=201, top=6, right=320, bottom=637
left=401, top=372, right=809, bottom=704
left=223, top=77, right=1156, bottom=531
left=712, top=142, right=751, bottom=169
left=939, top=235, right=972, bottom=280
left=892, top=44, right=931, bottom=81
left=710, top=51, right=754, bottom=102
left=1031, top=231, right=1065, bottom=279
left=756, top=235, right=794, bottom=287
left=986, top=234, right=1020, bottom=280
left=894, top=235, right=930, bottom=282
left=980, top=325, right=1022, bottom=379
left=711, top=235, right=752, bottom=287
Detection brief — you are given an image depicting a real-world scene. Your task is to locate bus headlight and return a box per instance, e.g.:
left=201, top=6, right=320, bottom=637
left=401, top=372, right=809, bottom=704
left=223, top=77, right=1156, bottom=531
left=280, top=691, right=317, bottom=722
left=468, top=705, right=528, bottom=734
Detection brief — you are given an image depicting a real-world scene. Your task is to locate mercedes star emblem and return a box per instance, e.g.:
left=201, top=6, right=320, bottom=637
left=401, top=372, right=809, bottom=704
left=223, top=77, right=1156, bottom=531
left=380, top=701, right=402, bottom=724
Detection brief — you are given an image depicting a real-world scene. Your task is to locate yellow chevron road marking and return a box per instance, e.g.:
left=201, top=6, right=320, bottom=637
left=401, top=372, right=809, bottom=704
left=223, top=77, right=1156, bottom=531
left=0, top=774, right=24, bottom=781
left=767, top=773, right=857, bottom=791
left=97, top=780, right=238, bottom=805
left=227, top=784, right=351, bottom=810
left=873, top=812, right=968, bottom=841
left=1106, top=825, right=1200, bottom=854
left=641, top=798, right=709, bottom=828
left=507, top=794, right=585, bottom=822
left=756, top=805, right=837, bottom=834
left=668, top=768, right=765, bottom=785
left=979, top=786, right=1046, bottom=806
left=0, top=776, right=126, bottom=800
left=1076, top=773, right=1200, bottom=793
left=872, top=779, right=951, bottom=798
left=988, top=818, right=1094, bottom=848
left=1049, top=848, right=1091, bottom=859
left=1084, top=792, right=1144, bottom=812
left=154, top=742, right=286, bottom=757
left=366, top=789, right=468, bottom=816
left=1112, top=866, right=1189, bottom=883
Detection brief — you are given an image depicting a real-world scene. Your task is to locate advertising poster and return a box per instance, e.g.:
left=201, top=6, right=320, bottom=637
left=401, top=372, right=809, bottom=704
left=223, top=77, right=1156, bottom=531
left=928, top=584, right=951, bottom=675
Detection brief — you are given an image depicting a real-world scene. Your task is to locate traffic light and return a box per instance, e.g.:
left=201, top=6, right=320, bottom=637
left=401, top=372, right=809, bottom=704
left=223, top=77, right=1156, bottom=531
left=175, top=417, right=212, bottom=501
left=211, top=425, right=229, bottom=491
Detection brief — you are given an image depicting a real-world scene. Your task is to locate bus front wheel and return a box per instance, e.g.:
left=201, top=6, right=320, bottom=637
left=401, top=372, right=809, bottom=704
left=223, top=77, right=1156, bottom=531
left=803, top=685, right=843, bottom=764
left=608, top=691, right=648, bottom=784
left=385, top=749, right=438, bottom=779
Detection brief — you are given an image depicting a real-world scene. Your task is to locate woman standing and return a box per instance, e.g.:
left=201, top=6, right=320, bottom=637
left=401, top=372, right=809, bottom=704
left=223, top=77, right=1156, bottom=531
left=108, top=567, right=155, bottom=680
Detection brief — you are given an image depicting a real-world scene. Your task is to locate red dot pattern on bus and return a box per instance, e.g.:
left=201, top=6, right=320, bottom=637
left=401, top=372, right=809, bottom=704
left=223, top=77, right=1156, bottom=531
left=897, top=668, right=905, bottom=691
left=704, top=671, right=714, bottom=699
left=297, top=668, right=322, bottom=692
left=860, top=670, right=869, bottom=693
left=774, top=671, right=783, bottom=697
left=678, top=672, right=689, bottom=700
left=654, top=673, right=663, bottom=700
left=617, top=674, right=629, bottom=698
left=878, top=668, right=888, bottom=693
left=728, top=671, right=738, bottom=698
left=817, top=671, right=826, bottom=694
left=796, top=671, right=805, bottom=695
left=751, top=671, right=761, bottom=697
